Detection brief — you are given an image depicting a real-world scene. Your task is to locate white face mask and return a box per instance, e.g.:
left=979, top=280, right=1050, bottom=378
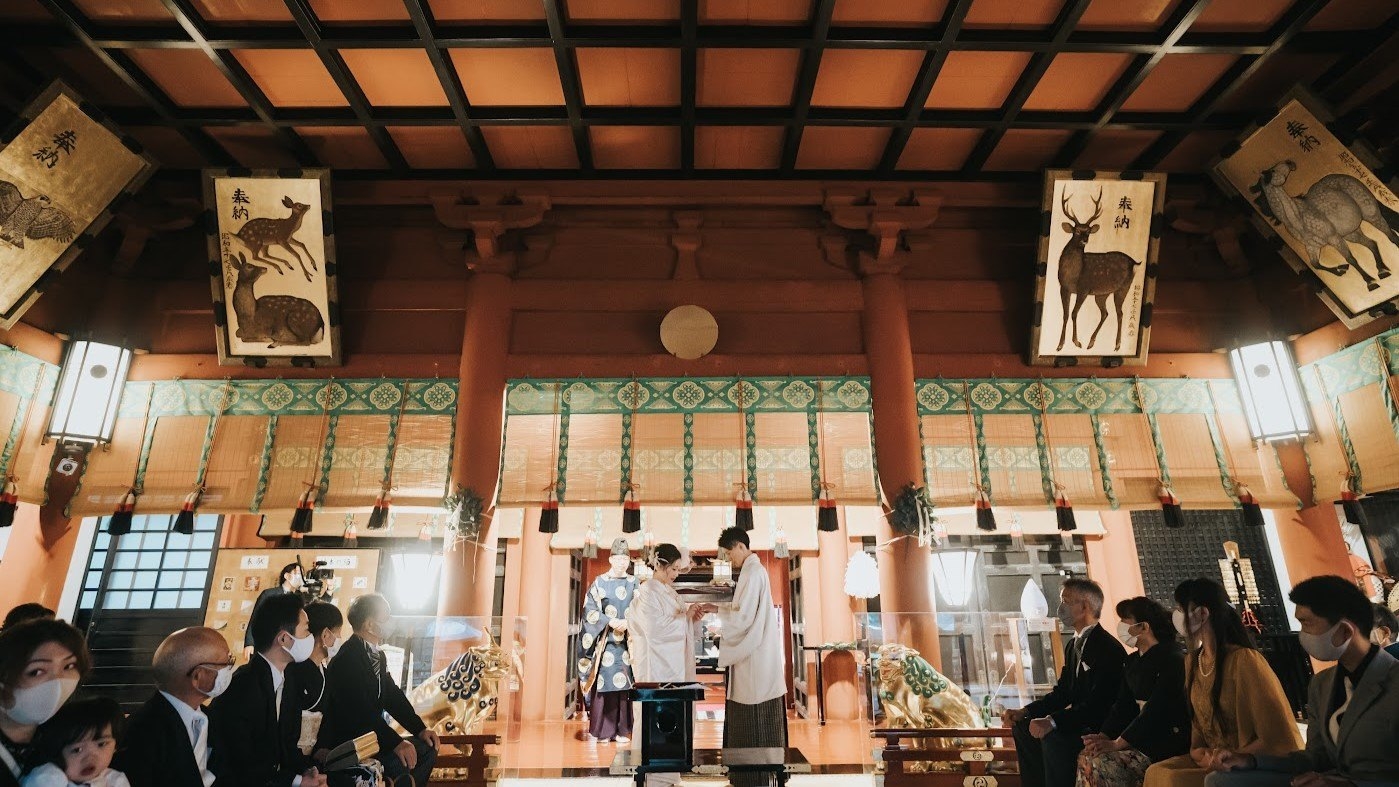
left=1117, top=621, right=1139, bottom=649
left=204, top=666, right=234, bottom=699
left=284, top=632, right=315, bottom=663
left=1, top=677, right=78, bottom=725
left=1172, top=609, right=1191, bottom=639
left=1299, top=622, right=1350, bottom=662
left=325, top=637, right=342, bottom=660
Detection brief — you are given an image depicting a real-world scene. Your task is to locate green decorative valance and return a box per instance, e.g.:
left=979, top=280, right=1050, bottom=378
left=504, top=377, right=872, bottom=416
left=0, top=346, right=57, bottom=401
left=915, top=377, right=1245, bottom=416
left=118, top=378, right=458, bottom=418
left=1299, top=330, right=1395, bottom=400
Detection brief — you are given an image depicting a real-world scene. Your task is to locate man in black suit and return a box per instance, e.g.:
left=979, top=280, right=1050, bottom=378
left=322, top=594, right=437, bottom=786
left=1002, top=577, right=1126, bottom=787
left=245, top=563, right=303, bottom=658
left=212, top=593, right=326, bottom=787
left=115, top=626, right=234, bottom=787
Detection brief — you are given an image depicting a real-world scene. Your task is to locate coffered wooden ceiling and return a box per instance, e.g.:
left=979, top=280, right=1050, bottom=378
left=0, top=0, right=1395, bottom=178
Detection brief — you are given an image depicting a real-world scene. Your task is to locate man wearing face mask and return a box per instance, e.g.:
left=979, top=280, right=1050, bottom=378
left=322, top=594, right=436, bottom=787
left=211, top=593, right=326, bottom=787
left=1003, top=577, right=1126, bottom=787
left=245, top=564, right=305, bottom=659
left=115, top=627, right=233, bottom=787
left=1210, top=575, right=1399, bottom=787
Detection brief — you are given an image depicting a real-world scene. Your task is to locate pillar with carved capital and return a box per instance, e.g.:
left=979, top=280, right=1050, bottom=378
left=861, top=260, right=941, bottom=669
left=1271, top=441, right=1352, bottom=583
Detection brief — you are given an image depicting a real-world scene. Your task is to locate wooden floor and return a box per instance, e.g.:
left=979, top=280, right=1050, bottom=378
left=487, top=716, right=875, bottom=773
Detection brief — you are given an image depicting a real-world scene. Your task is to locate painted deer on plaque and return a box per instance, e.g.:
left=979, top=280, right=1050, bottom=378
left=226, top=251, right=325, bottom=348
left=1055, top=188, right=1142, bottom=352
left=1252, top=160, right=1399, bottom=291
left=226, top=195, right=318, bottom=282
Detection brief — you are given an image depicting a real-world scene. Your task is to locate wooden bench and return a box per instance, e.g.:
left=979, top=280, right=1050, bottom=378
left=426, top=734, right=499, bottom=786
left=873, top=728, right=1020, bottom=787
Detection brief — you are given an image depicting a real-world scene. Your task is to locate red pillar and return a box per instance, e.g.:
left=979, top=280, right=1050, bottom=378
left=437, top=270, right=512, bottom=622
left=862, top=268, right=940, bottom=667
left=1273, top=441, right=1352, bottom=582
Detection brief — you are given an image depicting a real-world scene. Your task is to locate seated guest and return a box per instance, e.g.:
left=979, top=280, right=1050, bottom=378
left=287, top=602, right=342, bottom=760
left=0, top=620, right=91, bottom=787
left=1369, top=603, right=1399, bottom=659
left=21, top=697, right=127, bottom=787
left=1077, top=597, right=1190, bottom=787
left=114, top=627, right=232, bottom=787
left=1, top=606, right=54, bottom=633
left=1210, top=575, right=1399, bottom=786
left=322, top=595, right=436, bottom=786
left=1003, top=578, right=1127, bottom=787
left=245, top=565, right=303, bottom=658
left=1142, top=579, right=1300, bottom=787
left=211, top=594, right=325, bottom=787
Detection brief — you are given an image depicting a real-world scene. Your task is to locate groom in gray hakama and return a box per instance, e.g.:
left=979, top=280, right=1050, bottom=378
left=714, top=526, right=788, bottom=786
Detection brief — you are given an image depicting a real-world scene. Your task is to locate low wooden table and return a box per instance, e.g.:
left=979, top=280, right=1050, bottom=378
left=872, top=728, right=1019, bottom=787
left=610, top=746, right=811, bottom=786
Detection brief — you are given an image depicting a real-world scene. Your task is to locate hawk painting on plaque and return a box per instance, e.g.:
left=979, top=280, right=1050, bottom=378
left=1213, top=90, right=1399, bottom=328
left=1030, top=171, right=1166, bottom=367
left=0, top=81, right=156, bottom=328
left=204, top=169, right=340, bottom=366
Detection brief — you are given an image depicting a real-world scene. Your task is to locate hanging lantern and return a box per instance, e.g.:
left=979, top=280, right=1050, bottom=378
left=931, top=549, right=979, bottom=606
left=0, top=476, right=17, bottom=529
left=538, top=486, right=559, bottom=534
left=817, top=484, right=839, bottom=532
left=1158, top=481, right=1185, bottom=528
left=418, top=522, right=434, bottom=541
left=291, top=484, right=316, bottom=535
left=1236, top=481, right=1264, bottom=528
left=734, top=485, right=754, bottom=531
left=109, top=487, right=137, bottom=536
left=173, top=486, right=202, bottom=535
left=843, top=550, right=880, bottom=599
left=622, top=485, right=642, bottom=533
left=367, top=487, right=391, bottom=531
left=974, top=486, right=997, bottom=532
left=342, top=516, right=359, bottom=548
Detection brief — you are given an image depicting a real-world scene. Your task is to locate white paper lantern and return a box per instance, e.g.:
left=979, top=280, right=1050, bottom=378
left=1020, top=578, right=1050, bottom=619
left=844, top=551, right=880, bottom=599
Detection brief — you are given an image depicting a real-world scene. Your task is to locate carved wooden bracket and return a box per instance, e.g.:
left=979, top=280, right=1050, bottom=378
left=671, top=210, right=703, bottom=280
left=430, top=190, right=552, bottom=272
left=110, top=195, right=201, bottom=275
left=821, top=188, right=943, bottom=276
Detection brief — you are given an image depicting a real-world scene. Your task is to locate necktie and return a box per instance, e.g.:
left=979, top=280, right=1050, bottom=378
left=190, top=716, right=204, bottom=749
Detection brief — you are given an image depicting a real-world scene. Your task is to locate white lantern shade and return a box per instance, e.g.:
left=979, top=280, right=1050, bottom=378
left=1020, top=578, right=1050, bottom=619
left=46, top=340, right=131, bottom=444
left=929, top=549, right=978, bottom=607
left=1229, top=340, right=1311, bottom=442
left=843, top=550, right=880, bottom=599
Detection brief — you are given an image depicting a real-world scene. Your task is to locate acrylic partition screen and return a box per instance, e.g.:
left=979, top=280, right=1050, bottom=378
left=384, top=615, right=523, bottom=742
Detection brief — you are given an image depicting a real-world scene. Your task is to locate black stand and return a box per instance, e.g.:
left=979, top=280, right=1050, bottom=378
left=634, top=682, right=706, bottom=772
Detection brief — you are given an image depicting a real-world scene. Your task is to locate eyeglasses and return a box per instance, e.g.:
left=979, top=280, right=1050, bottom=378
left=187, top=656, right=235, bottom=676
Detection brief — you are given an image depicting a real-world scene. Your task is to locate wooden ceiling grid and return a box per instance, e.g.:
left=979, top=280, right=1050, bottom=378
left=0, top=0, right=1393, bottom=178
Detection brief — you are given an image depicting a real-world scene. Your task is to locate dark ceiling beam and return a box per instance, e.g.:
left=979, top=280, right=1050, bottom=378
left=4, top=23, right=1363, bottom=57
left=1050, top=0, right=1214, bottom=169
left=158, top=0, right=319, bottom=167
left=1312, top=10, right=1399, bottom=95
left=778, top=0, right=837, bottom=174
left=101, top=104, right=1255, bottom=132
left=402, top=0, right=494, bottom=171
left=282, top=0, right=408, bottom=171
left=876, top=0, right=975, bottom=174
left=542, top=0, right=592, bottom=170
left=680, top=0, right=697, bottom=172
left=1130, top=0, right=1333, bottom=171
left=960, top=0, right=1096, bottom=174
left=32, top=0, right=233, bottom=166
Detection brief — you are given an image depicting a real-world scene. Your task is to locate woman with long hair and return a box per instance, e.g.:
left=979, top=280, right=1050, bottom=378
left=626, top=544, right=704, bottom=787
left=1142, top=578, right=1300, bottom=787
left=0, top=619, right=92, bottom=787
left=1076, top=596, right=1189, bottom=786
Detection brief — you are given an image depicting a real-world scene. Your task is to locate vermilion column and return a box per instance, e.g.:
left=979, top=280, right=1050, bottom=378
left=1273, top=441, right=1352, bottom=582
left=861, top=266, right=940, bottom=668
left=815, top=527, right=861, bottom=719
left=437, top=269, right=512, bottom=623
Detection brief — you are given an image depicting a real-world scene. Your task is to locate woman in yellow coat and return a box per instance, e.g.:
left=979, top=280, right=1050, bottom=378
left=1142, top=578, right=1302, bottom=787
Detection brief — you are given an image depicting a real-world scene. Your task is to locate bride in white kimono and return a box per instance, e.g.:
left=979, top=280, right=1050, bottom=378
left=627, top=544, right=704, bottom=787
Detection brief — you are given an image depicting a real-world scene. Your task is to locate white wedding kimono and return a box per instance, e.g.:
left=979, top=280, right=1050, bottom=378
left=718, top=553, right=786, bottom=705
left=628, top=578, right=697, bottom=684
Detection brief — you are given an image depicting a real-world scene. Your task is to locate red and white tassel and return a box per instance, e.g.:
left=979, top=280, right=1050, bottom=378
left=367, top=487, right=391, bottom=530
left=290, top=485, right=315, bottom=535
left=1158, top=481, right=1185, bottom=528
left=974, top=486, right=997, bottom=532
left=1236, top=482, right=1264, bottom=528
left=1339, top=483, right=1367, bottom=527
left=0, top=476, right=17, bottom=529
left=734, top=485, right=754, bottom=532
left=173, top=486, right=202, bottom=535
left=816, top=484, right=839, bottom=532
left=109, top=487, right=137, bottom=536
left=538, top=487, right=559, bottom=533
left=622, top=486, right=641, bottom=533
left=1054, top=487, right=1077, bottom=533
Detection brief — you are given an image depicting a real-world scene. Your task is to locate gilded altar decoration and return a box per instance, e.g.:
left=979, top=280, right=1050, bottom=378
left=875, top=643, right=985, bottom=773
left=203, top=169, right=341, bottom=366
left=1031, top=170, right=1166, bottom=367
left=0, top=81, right=156, bottom=328
left=402, top=638, right=518, bottom=734
left=1213, top=89, right=1399, bottom=328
